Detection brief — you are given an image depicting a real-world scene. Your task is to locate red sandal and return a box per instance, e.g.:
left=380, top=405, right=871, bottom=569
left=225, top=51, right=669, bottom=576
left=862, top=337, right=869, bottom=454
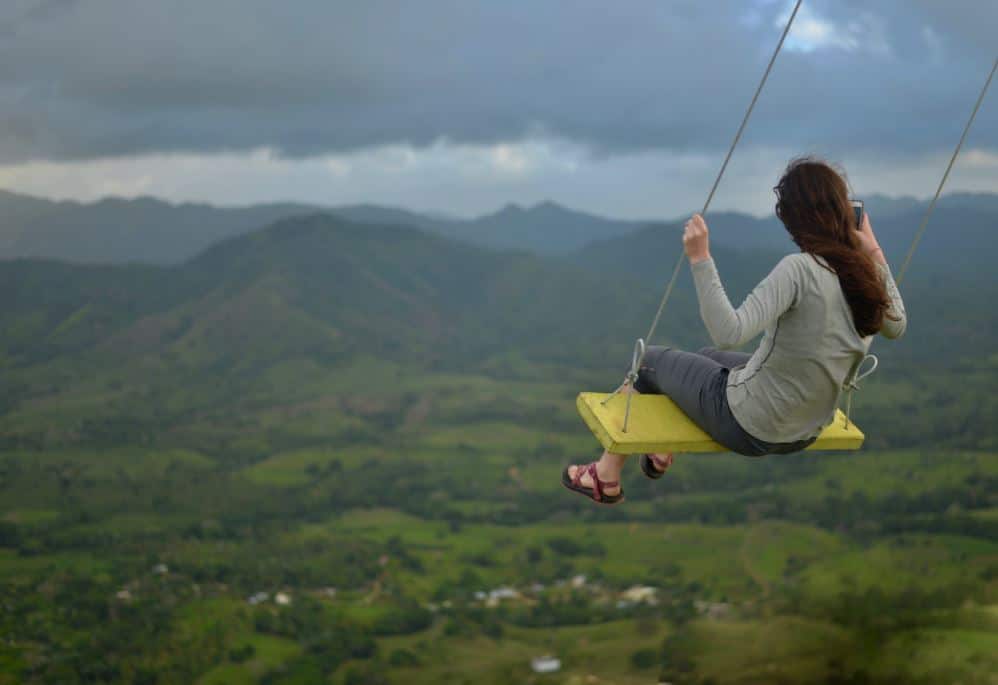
left=640, top=453, right=674, bottom=480
left=561, top=462, right=624, bottom=505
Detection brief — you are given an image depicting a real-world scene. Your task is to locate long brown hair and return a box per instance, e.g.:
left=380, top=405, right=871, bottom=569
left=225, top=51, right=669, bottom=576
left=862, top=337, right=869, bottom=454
left=774, top=157, right=890, bottom=337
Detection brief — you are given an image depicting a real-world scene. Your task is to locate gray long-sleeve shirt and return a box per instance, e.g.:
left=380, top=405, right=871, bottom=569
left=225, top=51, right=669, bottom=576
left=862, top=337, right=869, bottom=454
left=691, top=253, right=906, bottom=443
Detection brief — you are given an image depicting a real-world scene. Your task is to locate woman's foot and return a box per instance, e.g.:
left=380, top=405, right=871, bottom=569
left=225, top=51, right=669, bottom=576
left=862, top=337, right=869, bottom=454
left=640, top=452, right=674, bottom=480
left=561, top=460, right=623, bottom=504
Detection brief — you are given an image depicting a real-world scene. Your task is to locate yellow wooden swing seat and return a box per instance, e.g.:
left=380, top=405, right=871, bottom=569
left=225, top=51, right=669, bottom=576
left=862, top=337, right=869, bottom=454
left=576, top=392, right=864, bottom=454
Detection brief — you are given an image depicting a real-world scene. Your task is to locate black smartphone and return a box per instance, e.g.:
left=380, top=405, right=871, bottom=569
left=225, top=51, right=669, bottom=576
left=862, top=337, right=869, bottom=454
left=850, top=200, right=864, bottom=230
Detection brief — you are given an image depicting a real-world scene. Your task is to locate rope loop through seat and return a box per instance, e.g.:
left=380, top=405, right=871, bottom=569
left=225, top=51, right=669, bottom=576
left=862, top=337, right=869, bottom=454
left=600, top=338, right=647, bottom=433
left=842, top=353, right=879, bottom=429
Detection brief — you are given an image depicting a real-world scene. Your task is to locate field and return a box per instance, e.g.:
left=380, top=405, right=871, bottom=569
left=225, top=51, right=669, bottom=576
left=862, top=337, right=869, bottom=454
left=2, top=366, right=996, bottom=684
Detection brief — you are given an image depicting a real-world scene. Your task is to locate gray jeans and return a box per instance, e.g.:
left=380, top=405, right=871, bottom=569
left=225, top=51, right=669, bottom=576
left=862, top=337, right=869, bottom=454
left=633, top=346, right=816, bottom=457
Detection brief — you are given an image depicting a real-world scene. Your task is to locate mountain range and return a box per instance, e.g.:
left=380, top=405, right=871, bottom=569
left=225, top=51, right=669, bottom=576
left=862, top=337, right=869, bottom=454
left=2, top=188, right=997, bottom=265
left=0, top=214, right=650, bottom=387
left=1, top=204, right=996, bottom=450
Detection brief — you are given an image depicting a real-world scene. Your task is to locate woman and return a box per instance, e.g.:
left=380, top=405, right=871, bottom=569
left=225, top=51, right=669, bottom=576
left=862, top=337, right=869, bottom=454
left=563, top=157, right=907, bottom=504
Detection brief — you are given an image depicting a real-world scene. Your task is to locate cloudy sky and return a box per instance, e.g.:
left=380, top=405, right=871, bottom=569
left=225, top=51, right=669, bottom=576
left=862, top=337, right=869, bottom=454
left=0, top=0, right=995, bottom=218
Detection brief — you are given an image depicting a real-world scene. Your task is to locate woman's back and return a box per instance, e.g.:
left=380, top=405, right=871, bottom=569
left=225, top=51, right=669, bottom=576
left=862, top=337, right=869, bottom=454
left=692, top=252, right=906, bottom=443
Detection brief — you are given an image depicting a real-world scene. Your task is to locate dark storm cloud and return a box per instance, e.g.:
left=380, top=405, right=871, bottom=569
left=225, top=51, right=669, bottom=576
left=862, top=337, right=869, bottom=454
left=0, top=0, right=994, bottom=163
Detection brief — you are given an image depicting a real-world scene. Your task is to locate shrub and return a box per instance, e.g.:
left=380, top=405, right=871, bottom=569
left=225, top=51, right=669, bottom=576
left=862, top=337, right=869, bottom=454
left=630, top=648, right=659, bottom=670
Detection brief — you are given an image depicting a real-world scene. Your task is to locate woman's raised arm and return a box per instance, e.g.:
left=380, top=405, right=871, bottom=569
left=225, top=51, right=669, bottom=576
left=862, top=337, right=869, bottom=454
left=685, top=215, right=802, bottom=349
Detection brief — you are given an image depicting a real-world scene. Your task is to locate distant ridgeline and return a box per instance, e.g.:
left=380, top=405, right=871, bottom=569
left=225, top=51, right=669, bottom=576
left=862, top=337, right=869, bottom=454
left=0, top=197, right=995, bottom=451
left=1, top=187, right=997, bottom=265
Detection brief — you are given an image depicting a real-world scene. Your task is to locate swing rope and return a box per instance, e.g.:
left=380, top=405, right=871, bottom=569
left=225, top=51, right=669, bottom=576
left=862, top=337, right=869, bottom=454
left=604, top=0, right=803, bottom=430
left=895, top=55, right=997, bottom=287
left=641, top=0, right=803, bottom=349
left=838, top=54, right=996, bottom=428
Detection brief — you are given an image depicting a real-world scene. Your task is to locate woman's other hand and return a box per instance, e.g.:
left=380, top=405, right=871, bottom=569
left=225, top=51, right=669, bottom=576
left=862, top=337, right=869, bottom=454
left=857, top=211, right=886, bottom=265
left=683, top=214, right=711, bottom=264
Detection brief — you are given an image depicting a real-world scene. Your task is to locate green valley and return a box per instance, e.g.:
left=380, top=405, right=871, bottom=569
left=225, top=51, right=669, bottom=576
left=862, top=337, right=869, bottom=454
left=1, top=212, right=996, bottom=684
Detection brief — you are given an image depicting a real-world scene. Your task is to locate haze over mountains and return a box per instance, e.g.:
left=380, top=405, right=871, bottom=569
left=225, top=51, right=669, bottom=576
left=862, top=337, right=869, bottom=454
left=0, top=189, right=650, bottom=262
left=2, top=188, right=997, bottom=267
left=0, top=190, right=317, bottom=265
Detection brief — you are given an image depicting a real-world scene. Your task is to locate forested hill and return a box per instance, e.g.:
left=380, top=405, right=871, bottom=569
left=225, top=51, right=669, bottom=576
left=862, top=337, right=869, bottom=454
left=0, top=214, right=651, bottom=373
